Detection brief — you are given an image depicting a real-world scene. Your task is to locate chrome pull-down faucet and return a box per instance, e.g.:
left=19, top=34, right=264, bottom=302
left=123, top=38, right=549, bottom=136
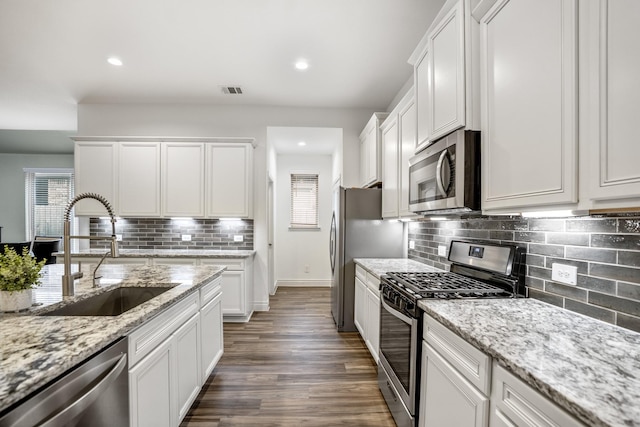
left=62, top=193, right=119, bottom=296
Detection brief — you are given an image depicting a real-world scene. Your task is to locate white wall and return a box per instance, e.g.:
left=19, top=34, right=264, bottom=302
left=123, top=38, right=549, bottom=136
left=77, top=103, right=374, bottom=312
left=275, top=153, right=332, bottom=287
left=0, top=153, right=74, bottom=242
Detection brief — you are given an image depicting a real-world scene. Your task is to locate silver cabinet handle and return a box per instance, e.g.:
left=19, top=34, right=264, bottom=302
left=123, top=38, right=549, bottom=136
left=40, top=353, right=127, bottom=427
left=435, top=150, right=450, bottom=197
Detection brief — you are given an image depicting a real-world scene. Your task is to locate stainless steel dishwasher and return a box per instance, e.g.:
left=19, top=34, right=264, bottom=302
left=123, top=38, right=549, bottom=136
left=0, top=337, right=129, bottom=427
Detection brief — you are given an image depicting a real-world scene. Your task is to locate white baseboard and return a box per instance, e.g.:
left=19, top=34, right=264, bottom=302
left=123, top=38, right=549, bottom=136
left=253, top=301, right=269, bottom=311
left=223, top=311, right=253, bottom=323
left=276, top=280, right=331, bottom=288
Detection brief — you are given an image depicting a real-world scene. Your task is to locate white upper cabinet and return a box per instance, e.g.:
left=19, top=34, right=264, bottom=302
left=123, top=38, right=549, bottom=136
left=119, top=142, right=161, bottom=217
left=74, top=141, right=118, bottom=216
left=477, top=0, right=578, bottom=212
left=207, top=143, right=253, bottom=218
left=581, top=0, right=640, bottom=211
left=162, top=142, right=206, bottom=217
left=410, top=0, right=479, bottom=151
left=359, top=113, right=389, bottom=188
left=381, top=89, right=419, bottom=220
left=381, top=115, right=399, bottom=218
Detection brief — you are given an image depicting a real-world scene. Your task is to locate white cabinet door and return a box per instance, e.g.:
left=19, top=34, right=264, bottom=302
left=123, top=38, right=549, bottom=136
left=429, top=0, right=466, bottom=140
left=479, top=0, right=578, bottom=212
left=414, top=45, right=432, bottom=153
left=420, top=342, right=489, bottom=427
left=175, top=313, right=201, bottom=423
left=220, top=270, right=245, bottom=316
left=354, top=275, right=366, bottom=337
left=200, top=292, right=223, bottom=382
left=119, top=142, right=161, bottom=217
left=381, top=116, right=399, bottom=219
left=74, top=142, right=118, bottom=216
left=207, top=143, right=253, bottom=218
left=399, top=96, right=418, bottom=218
left=490, top=362, right=584, bottom=427
left=129, top=338, right=174, bottom=427
left=365, top=286, right=380, bottom=364
left=583, top=0, right=640, bottom=209
left=162, top=142, right=205, bottom=217
left=359, top=113, right=388, bottom=187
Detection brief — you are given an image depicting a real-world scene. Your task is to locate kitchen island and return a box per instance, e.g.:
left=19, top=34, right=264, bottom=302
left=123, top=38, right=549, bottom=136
left=0, top=262, right=224, bottom=413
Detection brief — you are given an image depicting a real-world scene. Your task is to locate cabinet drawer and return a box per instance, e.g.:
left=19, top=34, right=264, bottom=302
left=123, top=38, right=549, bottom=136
left=355, top=265, right=366, bottom=282
left=423, top=314, right=491, bottom=395
left=491, top=362, right=584, bottom=427
left=128, top=292, right=199, bottom=367
left=200, top=258, right=245, bottom=270
left=200, top=276, right=222, bottom=307
left=365, top=273, right=380, bottom=294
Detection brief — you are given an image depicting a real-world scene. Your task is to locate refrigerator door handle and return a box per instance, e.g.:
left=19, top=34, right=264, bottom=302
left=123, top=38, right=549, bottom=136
left=329, top=212, right=336, bottom=274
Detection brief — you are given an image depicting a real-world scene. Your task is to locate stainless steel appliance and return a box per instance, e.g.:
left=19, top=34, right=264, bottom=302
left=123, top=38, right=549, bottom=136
left=378, top=240, right=525, bottom=427
left=329, top=187, right=406, bottom=332
left=408, top=129, right=480, bottom=214
left=0, top=338, right=129, bottom=427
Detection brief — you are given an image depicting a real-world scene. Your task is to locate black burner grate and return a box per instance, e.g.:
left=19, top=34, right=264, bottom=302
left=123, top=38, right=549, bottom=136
left=385, top=272, right=510, bottom=298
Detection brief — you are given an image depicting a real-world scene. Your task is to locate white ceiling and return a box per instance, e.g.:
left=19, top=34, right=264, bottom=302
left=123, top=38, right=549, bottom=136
left=269, top=127, right=342, bottom=155
left=0, top=0, right=445, bottom=153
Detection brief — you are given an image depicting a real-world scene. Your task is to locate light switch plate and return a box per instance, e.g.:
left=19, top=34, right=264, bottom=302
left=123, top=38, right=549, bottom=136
left=551, top=263, right=577, bottom=286
left=116, top=234, right=123, bottom=242
left=181, top=234, right=192, bottom=241
left=438, top=245, right=447, bottom=257
left=409, top=241, right=415, bottom=249
left=234, top=235, right=243, bottom=242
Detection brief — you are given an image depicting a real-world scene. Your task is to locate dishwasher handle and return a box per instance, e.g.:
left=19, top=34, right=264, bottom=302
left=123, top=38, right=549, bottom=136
left=40, top=352, right=127, bottom=427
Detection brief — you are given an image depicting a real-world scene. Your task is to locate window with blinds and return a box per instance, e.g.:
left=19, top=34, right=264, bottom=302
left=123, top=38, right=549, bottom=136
left=290, top=173, right=319, bottom=229
left=24, top=169, right=74, bottom=240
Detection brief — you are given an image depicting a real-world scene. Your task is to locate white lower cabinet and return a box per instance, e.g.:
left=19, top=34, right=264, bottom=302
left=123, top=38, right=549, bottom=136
left=420, top=343, right=489, bottom=427
left=128, top=277, right=223, bottom=427
left=201, top=257, right=253, bottom=322
left=420, top=314, right=585, bottom=427
left=354, top=265, right=381, bottom=363
left=129, top=337, right=174, bottom=427
left=490, top=362, right=584, bottom=427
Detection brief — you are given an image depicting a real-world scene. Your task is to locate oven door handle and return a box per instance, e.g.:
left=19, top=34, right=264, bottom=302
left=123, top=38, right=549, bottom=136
left=381, top=299, right=413, bottom=325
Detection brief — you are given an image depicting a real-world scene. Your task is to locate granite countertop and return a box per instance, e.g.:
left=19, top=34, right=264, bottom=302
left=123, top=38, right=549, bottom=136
left=0, top=262, right=224, bottom=412
left=354, top=258, right=444, bottom=278
left=54, top=248, right=255, bottom=258
left=419, top=298, right=640, bottom=427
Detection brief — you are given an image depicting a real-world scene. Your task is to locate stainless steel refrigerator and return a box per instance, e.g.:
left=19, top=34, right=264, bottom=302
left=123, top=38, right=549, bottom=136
left=329, top=187, right=406, bottom=332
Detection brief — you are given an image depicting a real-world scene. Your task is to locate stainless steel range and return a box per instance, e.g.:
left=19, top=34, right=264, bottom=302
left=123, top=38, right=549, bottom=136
left=377, top=240, right=526, bottom=427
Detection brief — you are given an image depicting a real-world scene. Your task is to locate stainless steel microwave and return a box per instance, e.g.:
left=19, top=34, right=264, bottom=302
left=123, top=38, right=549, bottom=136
left=408, top=129, right=481, bottom=214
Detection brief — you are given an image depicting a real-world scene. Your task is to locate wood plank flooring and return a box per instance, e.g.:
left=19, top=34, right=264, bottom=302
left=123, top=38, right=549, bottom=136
left=180, top=287, right=396, bottom=427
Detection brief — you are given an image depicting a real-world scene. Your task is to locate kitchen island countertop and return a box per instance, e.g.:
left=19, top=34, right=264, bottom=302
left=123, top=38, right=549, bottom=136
left=54, top=248, right=255, bottom=258
left=0, top=262, right=224, bottom=412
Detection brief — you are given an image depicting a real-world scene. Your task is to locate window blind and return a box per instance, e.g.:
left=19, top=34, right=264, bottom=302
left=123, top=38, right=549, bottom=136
left=290, top=173, right=319, bottom=228
left=24, top=169, right=75, bottom=240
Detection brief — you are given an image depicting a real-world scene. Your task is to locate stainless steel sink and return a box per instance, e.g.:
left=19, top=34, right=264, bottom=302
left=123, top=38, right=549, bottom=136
left=40, top=287, right=172, bottom=316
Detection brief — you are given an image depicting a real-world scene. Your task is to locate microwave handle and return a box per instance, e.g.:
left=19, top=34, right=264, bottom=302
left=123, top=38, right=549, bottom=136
left=436, top=150, right=450, bottom=197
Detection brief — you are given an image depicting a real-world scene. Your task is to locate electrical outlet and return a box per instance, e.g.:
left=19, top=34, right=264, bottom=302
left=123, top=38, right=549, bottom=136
left=409, top=241, right=415, bottom=249
left=181, top=234, right=191, bottom=241
left=234, top=235, right=243, bottom=242
left=116, top=234, right=123, bottom=242
left=551, top=263, right=577, bottom=286
left=438, top=245, right=447, bottom=257
left=304, top=265, right=310, bottom=273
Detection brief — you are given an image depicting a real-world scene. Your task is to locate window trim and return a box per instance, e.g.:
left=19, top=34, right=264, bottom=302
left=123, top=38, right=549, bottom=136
left=24, top=168, right=75, bottom=242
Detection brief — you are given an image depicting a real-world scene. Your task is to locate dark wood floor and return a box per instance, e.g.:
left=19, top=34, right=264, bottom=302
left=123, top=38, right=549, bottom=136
left=180, top=287, right=396, bottom=427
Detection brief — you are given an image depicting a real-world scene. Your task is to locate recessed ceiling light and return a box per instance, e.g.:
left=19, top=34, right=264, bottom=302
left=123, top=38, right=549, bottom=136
left=107, top=57, right=123, bottom=66
left=294, top=60, right=309, bottom=71
left=297, top=141, right=306, bottom=146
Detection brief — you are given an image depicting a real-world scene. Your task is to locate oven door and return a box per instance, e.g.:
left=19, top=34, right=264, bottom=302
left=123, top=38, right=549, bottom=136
left=378, top=298, right=419, bottom=421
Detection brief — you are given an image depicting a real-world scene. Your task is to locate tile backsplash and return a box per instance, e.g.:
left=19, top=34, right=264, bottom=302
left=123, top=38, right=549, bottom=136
left=408, top=215, right=640, bottom=333
left=90, top=218, right=253, bottom=250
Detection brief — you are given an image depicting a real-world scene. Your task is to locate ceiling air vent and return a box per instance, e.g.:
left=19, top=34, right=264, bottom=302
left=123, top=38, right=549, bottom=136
left=221, top=86, right=243, bottom=95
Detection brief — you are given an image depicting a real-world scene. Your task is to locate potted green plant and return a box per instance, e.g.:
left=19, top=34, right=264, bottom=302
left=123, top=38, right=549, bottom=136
left=0, top=245, right=46, bottom=312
